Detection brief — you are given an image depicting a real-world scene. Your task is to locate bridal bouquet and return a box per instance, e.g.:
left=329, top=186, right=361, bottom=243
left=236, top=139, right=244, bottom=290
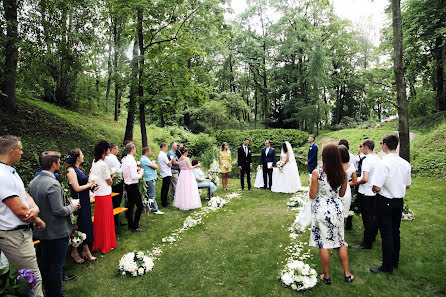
left=112, top=172, right=121, bottom=186
left=280, top=260, right=317, bottom=291
left=118, top=251, right=154, bottom=277
left=208, top=196, right=227, bottom=210
left=276, top=160, right=284, bottom=170
left=69, top=230, right=87, bottom=248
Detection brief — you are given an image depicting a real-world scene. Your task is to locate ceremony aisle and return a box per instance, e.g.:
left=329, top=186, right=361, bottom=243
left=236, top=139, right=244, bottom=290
left=63, top=177, right=446, bottom=297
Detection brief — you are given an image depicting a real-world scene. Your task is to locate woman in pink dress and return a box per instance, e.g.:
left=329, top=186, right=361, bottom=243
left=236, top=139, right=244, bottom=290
left=173, top=147, right=202, bottom=211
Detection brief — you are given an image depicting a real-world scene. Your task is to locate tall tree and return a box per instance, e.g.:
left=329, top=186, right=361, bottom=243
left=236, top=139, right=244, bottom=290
left=391, top=0, right=410, bottom=162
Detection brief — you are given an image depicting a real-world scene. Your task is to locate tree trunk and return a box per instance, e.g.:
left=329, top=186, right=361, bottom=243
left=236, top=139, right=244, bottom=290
left=124, top=39, right=139, bottom=143
left=434, top=35, right=445, bottom=111
left=262, top=43, right=268, bottom=127
left=160, top=110, right=165, bottom=127
left=1, top=0, right=18, bottom=114
left=392, top=0, right=410, bottom=162
left=105, top=23, right=113, bottom=113
left=113, top=18, right=122, bottom=122
left=137, top=8, right=148, bottom=147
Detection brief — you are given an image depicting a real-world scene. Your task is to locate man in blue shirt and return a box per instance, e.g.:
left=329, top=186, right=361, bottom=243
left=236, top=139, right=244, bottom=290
left=305, top=135, right=318, bottom=175
left=167, top=142, right=180, bottom=202
left=140, top=147, right=164, bottom=215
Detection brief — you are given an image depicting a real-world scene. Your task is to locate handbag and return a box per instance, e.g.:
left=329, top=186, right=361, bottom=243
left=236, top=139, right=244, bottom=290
left=294, top=197, right=312, bottom=229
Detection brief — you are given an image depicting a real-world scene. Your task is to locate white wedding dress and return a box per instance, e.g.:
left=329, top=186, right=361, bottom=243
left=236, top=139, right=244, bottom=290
left=271, top=142, right=302, bottom=193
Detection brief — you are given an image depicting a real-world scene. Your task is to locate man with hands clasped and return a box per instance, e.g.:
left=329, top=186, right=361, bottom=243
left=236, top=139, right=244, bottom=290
left=238, top=138, right=252, bottom=191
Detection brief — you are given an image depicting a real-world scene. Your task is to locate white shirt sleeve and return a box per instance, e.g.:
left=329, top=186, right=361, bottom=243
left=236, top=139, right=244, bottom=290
left=0, top=175, right=19, bottom=201
left=404, top=163, right=412, bottom=186
left=101, top=162, right=111, bottom=180
left=361, top=157, right=371, bottom=174
left=129, top=159, right=142, bottom=180
left=372, top=161, right=388, bottom=188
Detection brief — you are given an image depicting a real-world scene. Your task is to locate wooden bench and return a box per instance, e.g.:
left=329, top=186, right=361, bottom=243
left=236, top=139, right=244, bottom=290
left=91, top=206, right=128, bottom=232
left=198, top=185, right=211, bottom=199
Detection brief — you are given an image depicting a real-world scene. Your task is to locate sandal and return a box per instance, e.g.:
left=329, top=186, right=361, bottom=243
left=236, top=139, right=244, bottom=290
left=71, top=253, right=85, bottom=264
left=320, top=274, right=331, bottom=285
left=344, top=274, right=355, bottom=283
left=82, top=251, right=97, bottom=262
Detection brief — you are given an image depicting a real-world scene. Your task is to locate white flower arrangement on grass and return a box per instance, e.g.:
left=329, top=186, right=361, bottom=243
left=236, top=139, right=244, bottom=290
left=208, top=196, right=227, bottom=210
left=69, top=230, right=86, bottom=248
left=287, top=192, right=307, bottom=209
left=118, top=251, right=154, bottom=277
left=183, top=216, right=199, bottom=229
left=280, top=260, right=317, bottom=291
left=402, top=204, right=414, bottom=221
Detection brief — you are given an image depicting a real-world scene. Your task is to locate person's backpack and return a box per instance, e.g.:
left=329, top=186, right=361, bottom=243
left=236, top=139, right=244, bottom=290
left=356, top=155, right=366, bottom=177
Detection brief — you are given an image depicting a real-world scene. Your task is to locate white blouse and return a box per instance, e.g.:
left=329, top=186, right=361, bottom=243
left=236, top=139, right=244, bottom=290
left=90, top=160, right=112, bottom=196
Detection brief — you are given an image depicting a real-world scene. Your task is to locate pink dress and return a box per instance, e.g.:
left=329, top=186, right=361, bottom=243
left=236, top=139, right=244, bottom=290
left=173, top=157, right=202, bottom=211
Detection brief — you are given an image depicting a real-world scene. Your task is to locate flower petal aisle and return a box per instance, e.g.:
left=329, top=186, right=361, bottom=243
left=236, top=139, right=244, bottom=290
left=279, top=188, right=318, bottom=291
left=118, top=191, right=242, bottom=276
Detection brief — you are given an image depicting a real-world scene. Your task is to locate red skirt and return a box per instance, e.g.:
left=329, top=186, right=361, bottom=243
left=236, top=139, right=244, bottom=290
left=92, top=194, right=116, bottom=253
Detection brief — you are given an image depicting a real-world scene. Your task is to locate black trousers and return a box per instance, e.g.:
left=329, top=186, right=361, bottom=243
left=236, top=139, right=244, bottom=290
left=240, top=165, right=251, bottom=190
left=161, top=176, right=171, bottom=206
left=359, top=193, right=378, bottom=248
left=262, top=166, right=273, bottom=189
left=375, top=194, right=403, bottom=271
left=112, top=181, right=124, bottom=226
left=124, top=183, right=143, bottom=230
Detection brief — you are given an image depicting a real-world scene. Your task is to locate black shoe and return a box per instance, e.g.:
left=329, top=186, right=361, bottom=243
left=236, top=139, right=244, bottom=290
left=352, top=245, right=372, bottom=250
left=261, top=187, right=267, bottom=190
left=370, top=266, right=392, bottom=274
left=131, top=228, right=146, bottom=232
left=63, top=274, right=76, bottom=282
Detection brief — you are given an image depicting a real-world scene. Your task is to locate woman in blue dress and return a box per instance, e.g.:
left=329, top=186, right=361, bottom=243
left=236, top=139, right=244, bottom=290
left=192, top=159, right=217, bottom=197
left=66, top=148, right=97, bottom=263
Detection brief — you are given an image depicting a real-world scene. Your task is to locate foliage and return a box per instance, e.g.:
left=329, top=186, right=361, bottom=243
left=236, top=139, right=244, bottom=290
left=216, top=129, right=308, bottom=153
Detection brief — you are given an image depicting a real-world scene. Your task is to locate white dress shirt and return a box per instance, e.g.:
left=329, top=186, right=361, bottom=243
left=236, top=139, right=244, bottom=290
left=243, top=145, right=248, bottom=156
left=358, top=153, right=382, bottom=196
left=104, top=154, right=121, bottom=173
left=121, top=154, right=143, bottom=185
left=158, top=151, right=172, bottom=178
left=265, top=147, right=270, bottom=156
left=373, top=153, right=411, bottom=199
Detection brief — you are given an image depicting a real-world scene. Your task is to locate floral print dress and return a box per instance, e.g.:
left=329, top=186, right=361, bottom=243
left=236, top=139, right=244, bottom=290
left=309, top=169, right=346, bottom=249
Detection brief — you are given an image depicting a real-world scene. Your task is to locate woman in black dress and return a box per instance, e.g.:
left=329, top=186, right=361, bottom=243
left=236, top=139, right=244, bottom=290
left=66, top=148, right=97, bottom=262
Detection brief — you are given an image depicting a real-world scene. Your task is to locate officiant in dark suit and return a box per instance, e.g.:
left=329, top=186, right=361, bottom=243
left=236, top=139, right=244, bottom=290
left=260, top=140, right=276, bottom=189
left=238, top=138, right=252, bottom=190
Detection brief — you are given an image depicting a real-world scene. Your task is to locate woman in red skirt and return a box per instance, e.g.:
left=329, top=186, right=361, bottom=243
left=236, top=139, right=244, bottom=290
left=90, top=140, right=116, bottom=254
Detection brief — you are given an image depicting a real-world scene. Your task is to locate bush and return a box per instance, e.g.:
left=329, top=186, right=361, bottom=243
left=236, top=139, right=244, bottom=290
left=216, top=129, right=309, bottom=153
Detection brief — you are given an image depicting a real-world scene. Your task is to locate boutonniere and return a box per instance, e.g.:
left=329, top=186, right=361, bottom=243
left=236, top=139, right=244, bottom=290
left=309, top=147, right=312, bottom=150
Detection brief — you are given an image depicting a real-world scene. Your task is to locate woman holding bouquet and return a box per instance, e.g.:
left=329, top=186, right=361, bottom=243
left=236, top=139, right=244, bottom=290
left=271, top=142, right=302, bottom=193
left=173, top=147, right=202, bottom=211
left=192, top=159, right=217, bottom=197
left=66, top=148, right=97, bottom=263
left=219, top=142, right=232, bottom=191
left=90, top=141, right=116, bottom=254
left=309, top=144, right=354, bottom=285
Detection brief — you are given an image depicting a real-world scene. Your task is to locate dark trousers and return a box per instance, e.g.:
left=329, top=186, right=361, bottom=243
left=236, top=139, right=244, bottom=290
left=124, top=183, right=143, bottom=230
left=262, top=166, right=273, bottom=189
left=375, top=195, right=403, bottom=271
left=39, top=237, right=69, bottom=297
left=112, top=181, right=124, bottom=226
left=359, top=193, right=378, bottom=248
left=161, top=176, right=171, bottom=206
left=240, top=165, right=251, bottom=190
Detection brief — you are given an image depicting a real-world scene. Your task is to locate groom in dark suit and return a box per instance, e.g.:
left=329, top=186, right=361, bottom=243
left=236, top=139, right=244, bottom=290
left=260, top=140, right=276, bottom=189
left=238, top=138, right=252, bottom=190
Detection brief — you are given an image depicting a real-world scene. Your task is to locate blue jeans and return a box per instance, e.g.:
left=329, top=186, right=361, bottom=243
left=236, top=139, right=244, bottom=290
left=39, top=236, right=69, bottom=297
left=146, top=180, right=159, bottom=212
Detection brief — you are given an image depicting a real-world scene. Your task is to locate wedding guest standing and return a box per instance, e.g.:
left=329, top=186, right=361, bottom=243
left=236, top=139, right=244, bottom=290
left=192, top=159, right=217, bottom=197
left=309, top=144, right=353, bottom=285
left=174, top=147, right=202, bottom=210
left=140, top=147, right=164, bottom=215
left=237, top=138, right=252, bottom=190
left=29, top=150, right=79, bottom=297
left=0, top=135, right=45, bottom=297
left=219, top=142, right=232, bottom=191
left=66, top=148, right=96, bottom=263
left=105, top=143, right=124, bottom=226
left=168, top=142, right=180, bottom=202
left=158, top=143, right=172, bottom=207
left=338, top=145, right=357, bottom=230
left=90, top=140, right=116, bottom=254
left=338, top=139, right=357, bottom=168
left=305, top=135, right=318, bottom=175
left=371, top=134, right=411, bottom=273
left=122, top=143, right=145, bottom=232
left=353, top=139, right=381, bottom=250
left=260, top=140, right=276, bottom=190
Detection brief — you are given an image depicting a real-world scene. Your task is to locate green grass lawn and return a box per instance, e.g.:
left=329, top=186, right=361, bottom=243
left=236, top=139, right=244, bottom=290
left=62, top=176, right=446, bottom=297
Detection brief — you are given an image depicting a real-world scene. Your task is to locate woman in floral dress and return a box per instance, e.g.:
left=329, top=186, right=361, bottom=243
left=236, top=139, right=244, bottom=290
left=309, top=144, right=354, bottom=285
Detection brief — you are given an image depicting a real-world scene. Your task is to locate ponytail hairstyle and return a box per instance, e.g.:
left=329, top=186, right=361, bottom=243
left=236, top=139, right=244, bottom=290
left=322, top=144, right=345, bottom=189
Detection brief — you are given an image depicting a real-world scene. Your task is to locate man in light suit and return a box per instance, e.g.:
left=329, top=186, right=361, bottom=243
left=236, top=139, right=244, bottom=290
left=260, top=140, right=276, bottom=190
left=305, top=135, right=318, bottom=175
left=237, top=138, right=252, bottom=190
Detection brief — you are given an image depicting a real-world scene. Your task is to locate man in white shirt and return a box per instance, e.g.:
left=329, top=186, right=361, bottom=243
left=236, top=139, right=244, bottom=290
left=105, top=143, right=124, bottom=226
left=158, top=143, right=172, bottom=207
left=371, top=134, right=411, bottom=273
left=353, top=139, right=381, bottom=250
left=0, top=135, right=45, bottom=297
left=121, top=143, right=145, bottom=232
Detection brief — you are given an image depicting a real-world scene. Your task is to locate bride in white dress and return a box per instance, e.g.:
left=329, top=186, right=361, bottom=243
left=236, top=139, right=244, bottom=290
left=271, top=141, right=302, bottom=193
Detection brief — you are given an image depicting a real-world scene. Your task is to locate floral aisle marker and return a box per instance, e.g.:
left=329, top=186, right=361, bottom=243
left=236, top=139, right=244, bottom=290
left=118, top=251, right=154, bottom=276
left=118, top=191, right=242, bottom=276
left=279, top=188, right=317, bottom=291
